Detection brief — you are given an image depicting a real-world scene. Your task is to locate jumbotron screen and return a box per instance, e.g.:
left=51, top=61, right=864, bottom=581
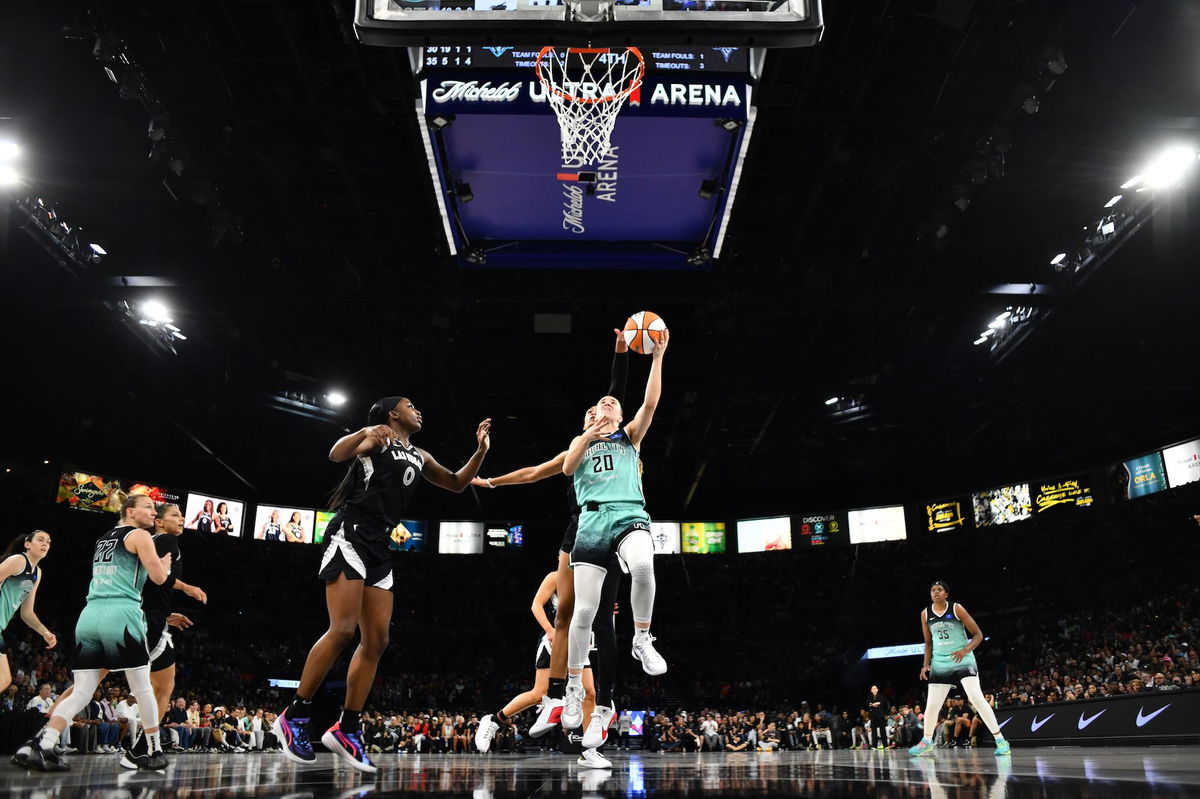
left=680, top=522, right=726, bottom=554
left=1163, top=438, right=1200, bottom=488
left=438, top=521, right=485, bottom=554
left=391, top=520, right=427, bottom=552
left=252, top=505, right=317, bottom=543
left=57, top=470, right=181, bottom=515
left=1032, top=475, right=1094, bottom=514
left=796, top=512, right=849, bottom=546
left=650, top=522, right=681, bottom=555
left=735, top=516, right=792, bottom=552
left=972, top=484, right=1032, bottom=526
left=184, top=493, right=245, bottom=537
left=925, top=498, right=971, bottom=533
left=848, top=506, right=907, bottom=543
left=1109, top=453, right=1168, bottom=500
left=486, top=522, right=523, bottom=549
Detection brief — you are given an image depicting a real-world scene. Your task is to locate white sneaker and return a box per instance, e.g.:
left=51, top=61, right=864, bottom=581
left=529, top=697, right=564, bottom=738
left=577, top=748, right=612, bottom=769
left=561, top=684, right=586, bottom=731
left=631, top=632, right=667, bottom=675
left=582, top=706, right=617, bottom=750
left=474, top=714, right=500, bottom=753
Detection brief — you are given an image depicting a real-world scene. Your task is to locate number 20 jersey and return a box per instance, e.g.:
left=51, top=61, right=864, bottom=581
left=573, top=427, right=645, bottom=506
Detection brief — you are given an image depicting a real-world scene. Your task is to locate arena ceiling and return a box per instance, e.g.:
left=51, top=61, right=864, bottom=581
left=2, top=0, right=1198, bottom=521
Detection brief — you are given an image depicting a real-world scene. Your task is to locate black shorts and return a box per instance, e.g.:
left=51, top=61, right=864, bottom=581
left=146, top=616, right=176, bottom=671
left=559, top=514, right=579, bottom=555
left=535, top=635, right=551, bottom=670
left=318, top=511, right=393, bottom=590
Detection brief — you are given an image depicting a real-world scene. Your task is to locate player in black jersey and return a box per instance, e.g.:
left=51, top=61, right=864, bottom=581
left=275, top=396, right=491, bottom=774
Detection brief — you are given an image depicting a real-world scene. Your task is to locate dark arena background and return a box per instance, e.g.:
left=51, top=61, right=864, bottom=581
left=2, top=0, right=1200, bottom=797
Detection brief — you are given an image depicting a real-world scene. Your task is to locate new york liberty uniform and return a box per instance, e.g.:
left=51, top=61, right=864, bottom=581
left=72, top=526, right=151, bottom=670
left=571, top=427, right=651, bottom=568
left=0, top=555, right=37, bottom=656
left=320, top=438, right=426, bottom=590
left=926, top=602, right=978, bottom=685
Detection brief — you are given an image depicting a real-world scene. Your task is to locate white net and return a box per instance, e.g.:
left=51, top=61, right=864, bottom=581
left=536, top=47, right=645, bottom=167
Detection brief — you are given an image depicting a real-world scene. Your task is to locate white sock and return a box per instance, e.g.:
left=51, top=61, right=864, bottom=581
left=634, top=627, right=651, bottom=641
left=38, top=727, right=61, bottom=749
left=567, top=673, right=583, bottom=689
left=147, top=730, right=162, bottom=753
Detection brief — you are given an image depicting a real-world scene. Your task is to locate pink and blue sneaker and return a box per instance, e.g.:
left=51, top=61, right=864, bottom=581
left=908, top=737, right=936, bottom=757
left=273, top=707, right=316, bottom=764
left=321, top=722, right=377, bottom=774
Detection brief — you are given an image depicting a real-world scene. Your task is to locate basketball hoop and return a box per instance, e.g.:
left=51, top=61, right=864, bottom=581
left=535, top=46, right=645, bottom=168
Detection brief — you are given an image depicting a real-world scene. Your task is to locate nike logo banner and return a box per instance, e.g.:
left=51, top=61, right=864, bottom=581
left=1077, top=710, right=1105, bottom=729
left=1136, top=705, right=1170, bottom=727
left=1030, top=713, right=1055, bottom=732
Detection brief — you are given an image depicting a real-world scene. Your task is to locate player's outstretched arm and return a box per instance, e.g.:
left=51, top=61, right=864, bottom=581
left=329, top=425, right=395, bottom=463
left=420, top=418, right=492, bottom=493
left=626, top=328, right=668, bottom=447
left=472, top=451, right=567, bottom=489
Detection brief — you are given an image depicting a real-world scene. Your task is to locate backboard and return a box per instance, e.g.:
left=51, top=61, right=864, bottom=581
left=355, top=0, right=823, bottom=48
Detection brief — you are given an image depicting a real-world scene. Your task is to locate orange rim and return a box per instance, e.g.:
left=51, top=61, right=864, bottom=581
left=535, top=46, right=645, bottom=105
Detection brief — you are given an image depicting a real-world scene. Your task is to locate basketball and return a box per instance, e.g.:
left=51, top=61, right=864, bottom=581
left=623, top=310, right=667, bottom=355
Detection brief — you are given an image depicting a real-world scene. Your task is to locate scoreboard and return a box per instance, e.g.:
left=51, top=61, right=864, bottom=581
left=421, top=45, right=749, bottom=73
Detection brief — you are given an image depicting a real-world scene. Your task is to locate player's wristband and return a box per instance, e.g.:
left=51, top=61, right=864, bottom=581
left=486, top=478, right=496, bottom=488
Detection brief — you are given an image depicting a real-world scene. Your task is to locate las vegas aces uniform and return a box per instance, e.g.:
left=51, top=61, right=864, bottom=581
left=72, top=526, right=152, bottom=670
left=143, top=533, right=181, bottom=670
left=319, top=439, right=425, bottom=590
left=926, top=602, right=978, bottom=685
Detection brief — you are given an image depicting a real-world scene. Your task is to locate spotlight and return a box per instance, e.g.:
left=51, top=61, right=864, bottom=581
left=1141, top=144, right=1198, bottom=190
left=1104, top=194, right=1122, bottom=208
left=1120, top=176, right=1142, bottom=190
left=698, top=179, right=723, bottom=200
left=141, top=299, right=172, bottom=324
left=824, top=396, right=838, bottom=406
left=326, top=391, right=348, bottom=407
left=973, top=337, right=988, bottom=346
left=86, top=243, right=107, bottom=265
left=0, top=165, right=19, bottom=187
left=428, top=114, right=456, bottom=130
left=0, top=140, right=18, bottom=160
left=453, top=180, right=474, bottom=203
left=1050, top=252, right=1066, bottom=266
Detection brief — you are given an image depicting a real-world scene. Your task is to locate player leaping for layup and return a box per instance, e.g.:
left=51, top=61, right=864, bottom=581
left=561, top=329, right=669, bottom=741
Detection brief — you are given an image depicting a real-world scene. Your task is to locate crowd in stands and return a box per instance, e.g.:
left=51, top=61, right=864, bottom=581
left=1, top=480, right=1196, bottom=756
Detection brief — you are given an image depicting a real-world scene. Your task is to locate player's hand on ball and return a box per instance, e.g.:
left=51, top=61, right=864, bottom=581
left=42, top=630, right=57, bottom=649
left=918, top=665, right=929, bottom=681
left=652, top=328, right=669, bottom=359
left=476, top=419, right=492, bottom=451
left=614, top=328, right=628, bottom=354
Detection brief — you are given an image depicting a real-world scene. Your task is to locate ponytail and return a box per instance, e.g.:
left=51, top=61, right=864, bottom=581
left=5, top=530, right=47, bottom=557
left=328, top=396, right=403, bottom=511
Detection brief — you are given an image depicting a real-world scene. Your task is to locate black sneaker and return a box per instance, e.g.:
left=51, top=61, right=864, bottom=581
left=27, top=746, right=70, bottom=772
left=120, top=730, right=149, bottom=770
left=139, top=750, right=169, bottom=771
left=11, top=737, right=38, bottom=769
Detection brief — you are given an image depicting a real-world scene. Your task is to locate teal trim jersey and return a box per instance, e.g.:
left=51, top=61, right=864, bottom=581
left=0, top=555, right=36, bottom=631
left=573, top=427, right=644, bottom=506
left=927, top=602, right=971, bottom=657
left=85, top=526, right=148, bottom=604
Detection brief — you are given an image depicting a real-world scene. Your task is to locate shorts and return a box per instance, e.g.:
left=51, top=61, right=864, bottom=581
left=929, top=654, right=978, bottom=685
left=72, top=599, right=149, bottom=671
left=318, top=511, right=393, bottom=590
left=559, top=514, right=579, bottom=556
left=571, top=503, right=651, bottom=570
left=146, top=615, right=176, bottom=671
left=533, top=632, right=592, bottom=670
